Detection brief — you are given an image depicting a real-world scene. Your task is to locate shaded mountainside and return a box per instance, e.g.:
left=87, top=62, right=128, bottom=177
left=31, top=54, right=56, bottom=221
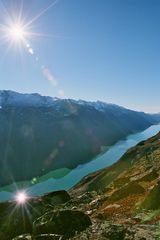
left=0, top=90, right=159, bottom=186
left=1, top=132, right=160, bottom=239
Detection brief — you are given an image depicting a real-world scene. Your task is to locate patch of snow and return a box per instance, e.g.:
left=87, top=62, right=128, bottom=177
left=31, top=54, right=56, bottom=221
left=0, top=90, right=59, bottom=107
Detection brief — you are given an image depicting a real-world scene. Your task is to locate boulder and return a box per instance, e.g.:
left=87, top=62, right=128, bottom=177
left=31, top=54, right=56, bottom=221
left=33, top=210, right=92, bottom=238
left=42, top=190, right=70, bottom=205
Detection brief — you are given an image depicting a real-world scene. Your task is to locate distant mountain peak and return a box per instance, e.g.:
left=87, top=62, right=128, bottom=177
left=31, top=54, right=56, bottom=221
left=0, top=90, right=59, bottom=107
left=0, top=89, right=159, bottom=187
left=0, top=90, right=125, bottom=112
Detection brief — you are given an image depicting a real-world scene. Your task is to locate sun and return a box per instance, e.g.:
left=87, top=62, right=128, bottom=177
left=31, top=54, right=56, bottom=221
left=0, top=21, right=29, bottom=46
left=9, top=25, right=25, bottom=41
left=8, top=24, right=26, bottom=42
left=0, top=0, right=59, bottom=48
left=15, top=191, right=28, bottom=205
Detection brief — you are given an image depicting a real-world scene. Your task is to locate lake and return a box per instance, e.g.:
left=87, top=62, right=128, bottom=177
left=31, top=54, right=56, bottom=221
left=0, top=124, right=160, bottom=201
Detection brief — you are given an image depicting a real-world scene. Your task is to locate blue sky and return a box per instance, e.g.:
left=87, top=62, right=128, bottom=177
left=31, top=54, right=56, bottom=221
left=0, top=0, right=159, bottom=113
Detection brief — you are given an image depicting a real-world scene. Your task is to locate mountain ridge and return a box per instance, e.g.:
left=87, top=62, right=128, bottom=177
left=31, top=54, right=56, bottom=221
left=0, top=90, right=159, bottom=115
left=0, top=90, right=159, bottom=187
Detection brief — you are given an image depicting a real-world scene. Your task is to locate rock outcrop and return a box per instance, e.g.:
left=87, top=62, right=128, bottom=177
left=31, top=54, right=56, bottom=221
left=33, top=210, right=91, bottom=237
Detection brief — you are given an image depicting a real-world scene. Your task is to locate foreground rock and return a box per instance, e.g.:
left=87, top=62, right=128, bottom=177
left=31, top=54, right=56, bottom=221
left=71, top=221, right=159, bottom=240
left=33, top=210, right=92, bottom=237
left=42, top=190, right=71, bottom=205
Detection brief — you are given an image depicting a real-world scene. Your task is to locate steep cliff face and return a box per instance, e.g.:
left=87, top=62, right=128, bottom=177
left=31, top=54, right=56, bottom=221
left=0, top=90, right=158, bottom=186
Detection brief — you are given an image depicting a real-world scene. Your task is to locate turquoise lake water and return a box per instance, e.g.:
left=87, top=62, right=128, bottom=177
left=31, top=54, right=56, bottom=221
left=1, top=124, right=160, bottom=201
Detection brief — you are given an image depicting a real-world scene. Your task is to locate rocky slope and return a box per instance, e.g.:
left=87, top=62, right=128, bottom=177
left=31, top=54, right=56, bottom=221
left=1, top=132, right=160, bottom=239
left=0, top=90, right=159, bottom=187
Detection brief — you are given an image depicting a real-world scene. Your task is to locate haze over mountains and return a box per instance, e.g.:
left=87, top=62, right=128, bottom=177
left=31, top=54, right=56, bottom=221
left=0, top=90, right=159, bottom=187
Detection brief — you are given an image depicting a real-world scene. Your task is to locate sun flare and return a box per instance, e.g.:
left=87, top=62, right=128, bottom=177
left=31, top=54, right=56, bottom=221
left=0, top=0, right=58, bottom=49
left=0, top=21, right=29, bottom=46
left=8, top=24, right=26, bottom=41
left=15, top=191, right=28, bottom=205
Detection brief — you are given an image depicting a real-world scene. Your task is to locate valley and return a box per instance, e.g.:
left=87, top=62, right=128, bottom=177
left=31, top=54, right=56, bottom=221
left=1, top=131, right=160, bottom=239
left=0, top=91, right=159, bottom=187
left=1, top=123, right=160, bottom=202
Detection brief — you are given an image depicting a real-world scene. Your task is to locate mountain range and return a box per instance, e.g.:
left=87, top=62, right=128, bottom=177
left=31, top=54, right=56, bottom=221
left=0, top=90, right=159, bottom=187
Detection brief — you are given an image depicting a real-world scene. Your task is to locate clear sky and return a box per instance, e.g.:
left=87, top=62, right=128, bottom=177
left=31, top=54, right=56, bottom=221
left=0, top=0, right=159, bottom=113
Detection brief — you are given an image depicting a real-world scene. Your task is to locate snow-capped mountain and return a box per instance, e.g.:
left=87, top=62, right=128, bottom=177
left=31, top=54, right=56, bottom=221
left=0, top=90, right=159, bottom=187
left=0, top=90, right=58, bottom=107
